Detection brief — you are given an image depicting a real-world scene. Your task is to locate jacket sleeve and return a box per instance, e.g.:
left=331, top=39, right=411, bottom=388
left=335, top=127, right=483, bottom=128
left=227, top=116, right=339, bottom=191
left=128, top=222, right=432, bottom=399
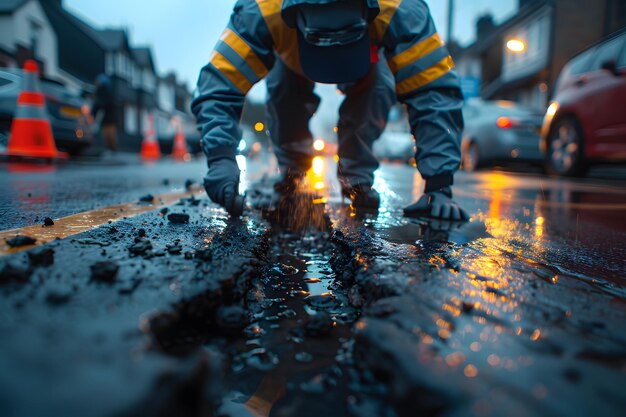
left=191, top=0, right=275, bottom=165
left=381, top=0, right=464, bottom=191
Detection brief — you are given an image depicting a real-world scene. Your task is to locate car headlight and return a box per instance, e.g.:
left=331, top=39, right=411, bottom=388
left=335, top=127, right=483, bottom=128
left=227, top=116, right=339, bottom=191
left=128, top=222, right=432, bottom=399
left=546, top=102, right=559, bottom=118
left=540, top=102, right=560, bottom=152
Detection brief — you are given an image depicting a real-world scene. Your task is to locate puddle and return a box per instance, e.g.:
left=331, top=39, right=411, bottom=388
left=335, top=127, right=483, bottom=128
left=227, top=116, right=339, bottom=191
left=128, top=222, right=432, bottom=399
left=219, top=228, right=359, bottom=417
left=380, top=219, right=492, bottom=246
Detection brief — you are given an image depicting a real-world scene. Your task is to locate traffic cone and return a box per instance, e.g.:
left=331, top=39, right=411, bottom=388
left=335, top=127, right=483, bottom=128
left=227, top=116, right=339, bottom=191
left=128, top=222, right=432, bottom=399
left=1, top=60, right=67, bottom=160
left=171, top=123, right=190, bottom=162
left=140, top=114, right=161, bottom=161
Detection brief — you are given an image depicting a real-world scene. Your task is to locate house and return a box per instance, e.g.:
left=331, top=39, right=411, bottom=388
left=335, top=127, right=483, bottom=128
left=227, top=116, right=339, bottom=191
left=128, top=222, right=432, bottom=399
left=38, top=0, right=106, bottom=93
left=455, top=0, right=626, bottom=110
left=3, top=0, right=195, bottom=152
left=0, top=0, right=59, bottom=78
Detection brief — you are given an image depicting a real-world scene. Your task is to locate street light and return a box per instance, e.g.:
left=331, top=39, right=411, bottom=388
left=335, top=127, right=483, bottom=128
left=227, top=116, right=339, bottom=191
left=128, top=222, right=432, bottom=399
left=506, top=39, right=527, bottom=53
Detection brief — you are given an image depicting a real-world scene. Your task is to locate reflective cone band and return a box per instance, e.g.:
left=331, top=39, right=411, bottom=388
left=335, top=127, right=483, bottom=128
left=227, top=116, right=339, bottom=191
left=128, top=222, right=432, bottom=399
left=3, top=60, right=68, bottom=160
left=141, top=114, right=161, bottom=160
left=171, top=122, right=190, bottom=162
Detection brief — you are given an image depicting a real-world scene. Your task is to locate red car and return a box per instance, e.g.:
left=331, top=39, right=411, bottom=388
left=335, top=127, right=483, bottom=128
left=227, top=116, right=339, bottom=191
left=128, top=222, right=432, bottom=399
left=541, top=29, right=626, bottom=176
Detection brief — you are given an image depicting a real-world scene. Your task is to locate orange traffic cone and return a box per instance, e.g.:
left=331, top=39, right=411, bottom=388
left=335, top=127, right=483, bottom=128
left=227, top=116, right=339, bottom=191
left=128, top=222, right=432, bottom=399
left=171, top=123, right=190, bottom=162
left=140, top=114, right=161, bottom=161
left=1, top=60, right=67, bottom=160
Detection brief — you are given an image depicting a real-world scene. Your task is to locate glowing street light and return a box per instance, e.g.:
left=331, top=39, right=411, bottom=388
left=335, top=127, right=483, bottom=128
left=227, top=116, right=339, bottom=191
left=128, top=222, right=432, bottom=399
left=312, top=156, right=324, bottom=175
left=313, top=139, right=326, bottom=152
left=254, top=122, right=265, bottom=132
left=506, top=39, right=527, bottom=53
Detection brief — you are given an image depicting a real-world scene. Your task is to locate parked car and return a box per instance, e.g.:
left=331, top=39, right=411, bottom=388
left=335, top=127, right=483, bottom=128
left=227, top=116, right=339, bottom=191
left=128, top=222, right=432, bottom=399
left=0, top=68, right=92, bottom=155
left=461, top=100, right=543, bottom=171
left=541, top=29, right=626, bottom=176
left=372, top=129, right=414, bottom=163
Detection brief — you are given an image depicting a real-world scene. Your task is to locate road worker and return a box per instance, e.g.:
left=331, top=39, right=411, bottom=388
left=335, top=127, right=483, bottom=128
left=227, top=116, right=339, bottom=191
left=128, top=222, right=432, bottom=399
left=192, top=0, right=469, bottom=221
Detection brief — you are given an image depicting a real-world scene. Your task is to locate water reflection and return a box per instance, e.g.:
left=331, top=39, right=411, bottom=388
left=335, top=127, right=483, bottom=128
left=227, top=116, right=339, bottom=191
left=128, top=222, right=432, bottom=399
left=381, top=219, right=491, bottom=246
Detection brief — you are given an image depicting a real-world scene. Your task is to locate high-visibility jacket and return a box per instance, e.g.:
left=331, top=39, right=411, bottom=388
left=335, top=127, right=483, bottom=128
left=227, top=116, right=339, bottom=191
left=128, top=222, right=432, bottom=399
left=192, top=0, right=464, bottom=187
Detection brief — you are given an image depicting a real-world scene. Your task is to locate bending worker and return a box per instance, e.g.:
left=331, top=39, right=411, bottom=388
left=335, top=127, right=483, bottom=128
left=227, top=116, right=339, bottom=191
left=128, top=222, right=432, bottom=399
left=192, top=0, right=469, bottom=221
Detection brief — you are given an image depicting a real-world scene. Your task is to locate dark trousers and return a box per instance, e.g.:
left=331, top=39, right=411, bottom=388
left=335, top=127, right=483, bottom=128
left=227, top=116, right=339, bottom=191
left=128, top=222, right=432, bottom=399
left=265, top=58, right=396, bottom=189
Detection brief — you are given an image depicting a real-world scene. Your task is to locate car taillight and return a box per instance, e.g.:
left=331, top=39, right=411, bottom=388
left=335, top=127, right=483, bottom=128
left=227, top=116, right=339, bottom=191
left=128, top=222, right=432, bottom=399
left=496, top=117, right=517, bottom=129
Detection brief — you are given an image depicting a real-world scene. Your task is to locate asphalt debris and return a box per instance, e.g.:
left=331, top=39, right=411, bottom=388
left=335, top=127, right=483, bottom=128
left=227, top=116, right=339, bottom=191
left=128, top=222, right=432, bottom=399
left=305, top=312, right=334, bottom=336
left=27, top=247, right=55, bottom=267
left=139, top=194, right=155, bottom=203
left=168, top=213, right=190, bottom=224
left=6, top=235, right=37, bottom=248
left=75, top=238, right=111, bottom=247
left=45, top=291, right=72, bottom=306
left=166, top=241, right=183, bottom=255
left=0, top=262, right=31, bottom=285
left=90, top=261, right=120, bottom=283
left=128, top=239, right=153, bottom=256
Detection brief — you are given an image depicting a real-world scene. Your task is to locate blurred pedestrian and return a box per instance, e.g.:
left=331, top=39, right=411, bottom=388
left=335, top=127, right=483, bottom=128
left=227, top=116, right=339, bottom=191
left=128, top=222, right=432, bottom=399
left=91, top=74, right=118, bottom=152
left=193, top=0, right=468, bottom=221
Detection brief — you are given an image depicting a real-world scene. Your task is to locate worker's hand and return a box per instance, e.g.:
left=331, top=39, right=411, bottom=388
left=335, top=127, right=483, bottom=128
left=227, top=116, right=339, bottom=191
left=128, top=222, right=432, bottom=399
left=403, top=187, right=469, bottom=221
left=203, top=158, right=240, bottom=210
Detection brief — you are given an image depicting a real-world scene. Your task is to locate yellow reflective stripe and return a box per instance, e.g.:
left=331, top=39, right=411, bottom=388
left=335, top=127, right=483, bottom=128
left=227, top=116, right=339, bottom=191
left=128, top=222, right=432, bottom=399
left=210, top=51, right=253, bottom=93
left=369, top=0, right=402, bottom=42
left=388, top=33, right=445, bottom=74
left=256, top=0, right=302, bottom=73
left=396, top=55, right=455, bottom=95
left=220, top=28, right=269, bottom=79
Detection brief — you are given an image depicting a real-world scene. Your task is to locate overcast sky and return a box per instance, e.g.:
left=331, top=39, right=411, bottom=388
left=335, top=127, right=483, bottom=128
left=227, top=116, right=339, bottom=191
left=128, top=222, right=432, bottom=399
left=64, top=0, right=518, bottom=90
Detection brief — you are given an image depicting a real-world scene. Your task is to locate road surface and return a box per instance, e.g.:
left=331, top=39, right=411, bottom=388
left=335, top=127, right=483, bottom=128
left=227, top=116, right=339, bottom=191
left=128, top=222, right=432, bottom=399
left=1, top=153, right=625, bottom=417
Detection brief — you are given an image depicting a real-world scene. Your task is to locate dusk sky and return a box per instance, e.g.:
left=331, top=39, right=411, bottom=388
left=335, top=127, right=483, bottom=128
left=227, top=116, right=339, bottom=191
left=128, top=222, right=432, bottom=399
left=65, top=0, right=518, bottom=91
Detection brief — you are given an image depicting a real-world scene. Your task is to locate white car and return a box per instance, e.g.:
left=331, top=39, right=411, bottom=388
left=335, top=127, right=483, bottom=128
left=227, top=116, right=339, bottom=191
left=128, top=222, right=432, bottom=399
left=373, top=129, right=414, bottom=163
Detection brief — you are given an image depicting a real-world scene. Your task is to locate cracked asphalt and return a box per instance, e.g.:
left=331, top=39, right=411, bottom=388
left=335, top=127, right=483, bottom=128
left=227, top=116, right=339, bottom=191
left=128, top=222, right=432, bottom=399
left=1, top=153, right=625, bottom=417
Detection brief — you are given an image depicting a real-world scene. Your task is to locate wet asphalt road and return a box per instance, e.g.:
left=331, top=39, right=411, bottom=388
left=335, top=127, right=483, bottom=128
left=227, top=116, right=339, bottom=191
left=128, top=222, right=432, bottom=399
left=0, top=154, right=625, bottom=417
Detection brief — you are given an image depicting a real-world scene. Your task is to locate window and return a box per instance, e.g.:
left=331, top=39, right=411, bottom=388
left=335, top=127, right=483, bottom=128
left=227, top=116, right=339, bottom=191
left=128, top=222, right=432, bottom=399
left=105, top=53, right=114, bottom=75
left=617, top=36, right=626, bottom=69
left=125, top=105, right=137, bottom=134
left=590, top=35, right=625, bottom=71
left=566, top=49, right=595, bottom=76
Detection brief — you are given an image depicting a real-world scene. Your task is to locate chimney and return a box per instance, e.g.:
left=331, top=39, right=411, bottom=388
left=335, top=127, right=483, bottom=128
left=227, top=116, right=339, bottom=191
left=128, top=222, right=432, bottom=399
left=476, top=14, right=496, bottom=39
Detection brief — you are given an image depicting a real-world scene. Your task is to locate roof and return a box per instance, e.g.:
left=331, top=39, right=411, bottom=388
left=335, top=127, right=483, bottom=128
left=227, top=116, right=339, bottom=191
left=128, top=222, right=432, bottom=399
left=40, top=3, right=130, bottom=52
left=97, top=29, right=129, bottom=51
left=39, top=1, right=105, bottom=50
left=132, top=47, right=156, bottom=71
left=0, top=0, right=29, bottom=14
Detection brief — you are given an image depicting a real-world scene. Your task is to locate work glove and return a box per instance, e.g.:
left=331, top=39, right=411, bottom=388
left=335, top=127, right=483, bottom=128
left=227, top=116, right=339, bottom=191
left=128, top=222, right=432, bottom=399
left=203, top=158, right=240, bottom=211
left=404, top=186, right=469, bottom=221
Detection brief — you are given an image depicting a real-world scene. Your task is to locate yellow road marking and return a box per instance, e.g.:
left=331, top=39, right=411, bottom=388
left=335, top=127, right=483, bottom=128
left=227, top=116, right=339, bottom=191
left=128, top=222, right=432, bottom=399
left=0, top=188, right=204, bottom=257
